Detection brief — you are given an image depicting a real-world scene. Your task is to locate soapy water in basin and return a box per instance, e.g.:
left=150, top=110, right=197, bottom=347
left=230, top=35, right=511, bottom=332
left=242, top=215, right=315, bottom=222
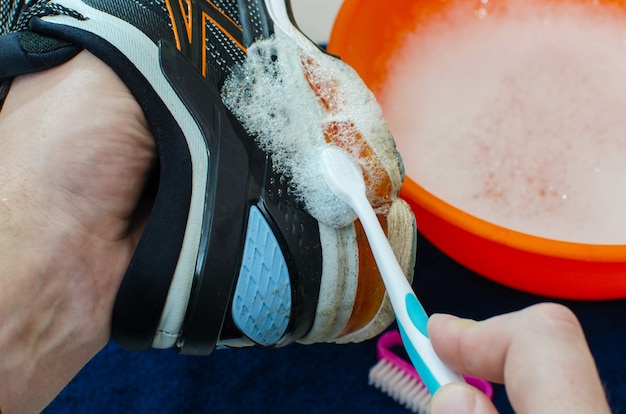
left=381, top=0, right=626, bottom=244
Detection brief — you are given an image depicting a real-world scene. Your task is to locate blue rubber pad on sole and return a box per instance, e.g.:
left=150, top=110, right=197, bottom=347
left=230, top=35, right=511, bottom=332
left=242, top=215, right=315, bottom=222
left=232, top=206, right=292, bottom=346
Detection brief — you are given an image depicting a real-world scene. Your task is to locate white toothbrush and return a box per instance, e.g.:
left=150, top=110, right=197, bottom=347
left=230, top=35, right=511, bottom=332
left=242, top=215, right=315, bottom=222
left=264, top=0, right=462, bottom=391
left=318, top=146, right=463, bottom=393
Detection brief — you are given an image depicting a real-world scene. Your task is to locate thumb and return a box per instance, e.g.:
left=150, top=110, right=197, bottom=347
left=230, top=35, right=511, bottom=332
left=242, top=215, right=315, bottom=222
left=429, top=383, right=498, bottom=414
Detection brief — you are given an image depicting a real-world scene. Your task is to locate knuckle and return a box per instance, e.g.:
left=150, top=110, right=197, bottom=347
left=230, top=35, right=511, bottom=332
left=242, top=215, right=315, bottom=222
left=526, top=303, right=583, bottom=339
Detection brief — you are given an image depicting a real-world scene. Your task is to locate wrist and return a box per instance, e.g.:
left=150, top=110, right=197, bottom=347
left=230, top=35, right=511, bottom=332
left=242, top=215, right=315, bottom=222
left=0, top=201, right=116, bottom=413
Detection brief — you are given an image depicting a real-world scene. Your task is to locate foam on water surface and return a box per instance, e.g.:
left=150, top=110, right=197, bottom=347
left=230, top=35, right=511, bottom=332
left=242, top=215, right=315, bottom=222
left=222, top=30, right=403, bottom=228
left=382, top=0, right=626, bottom=244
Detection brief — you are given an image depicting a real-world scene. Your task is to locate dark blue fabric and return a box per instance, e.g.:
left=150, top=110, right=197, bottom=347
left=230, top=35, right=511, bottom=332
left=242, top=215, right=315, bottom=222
left=45, top=234, right=626, bottom=413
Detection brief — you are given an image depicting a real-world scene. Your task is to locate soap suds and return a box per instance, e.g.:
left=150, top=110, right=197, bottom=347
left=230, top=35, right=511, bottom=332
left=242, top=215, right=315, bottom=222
left=222, top=31, right=403, bottom=228
left=382, top=0, right=626, bottom=244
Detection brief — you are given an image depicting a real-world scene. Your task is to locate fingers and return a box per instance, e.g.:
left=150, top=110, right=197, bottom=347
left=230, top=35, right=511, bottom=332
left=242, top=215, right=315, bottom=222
left=428, top=303, right=611, bottom=414
left=427, top=312, right=509, bottom=383
left=430, top=383, right=498, bottom=414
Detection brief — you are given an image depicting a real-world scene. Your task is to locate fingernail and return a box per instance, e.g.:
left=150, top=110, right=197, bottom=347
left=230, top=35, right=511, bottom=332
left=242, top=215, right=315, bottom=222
left=428, top=313, right=456, bottom=331
left=429, top=383, right=478, bottom=414
left=428, top=313, right=473, bottom=332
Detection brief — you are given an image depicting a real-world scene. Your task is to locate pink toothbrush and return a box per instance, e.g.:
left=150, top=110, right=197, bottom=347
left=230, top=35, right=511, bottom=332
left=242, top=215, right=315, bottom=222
left=369, top=330, right=493, bottom=413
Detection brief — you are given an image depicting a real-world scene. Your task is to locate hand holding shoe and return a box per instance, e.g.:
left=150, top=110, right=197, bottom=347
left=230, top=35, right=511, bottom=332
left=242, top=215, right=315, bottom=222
left=0, top=50, right=155, bottom=413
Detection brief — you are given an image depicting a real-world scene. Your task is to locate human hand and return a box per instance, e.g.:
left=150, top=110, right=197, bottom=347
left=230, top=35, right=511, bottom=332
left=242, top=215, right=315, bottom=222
left=0, top=50, right=155, bottom=413
left=428, top=303, right=611, bottom=414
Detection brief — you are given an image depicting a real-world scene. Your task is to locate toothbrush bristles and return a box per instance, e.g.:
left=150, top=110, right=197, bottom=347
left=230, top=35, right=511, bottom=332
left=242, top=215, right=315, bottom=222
left=369, top=358, right=432, bottom=413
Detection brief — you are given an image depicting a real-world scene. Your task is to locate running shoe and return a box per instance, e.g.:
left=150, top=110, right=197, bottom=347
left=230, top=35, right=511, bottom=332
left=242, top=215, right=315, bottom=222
left=0, top=0, right=417, bottom=355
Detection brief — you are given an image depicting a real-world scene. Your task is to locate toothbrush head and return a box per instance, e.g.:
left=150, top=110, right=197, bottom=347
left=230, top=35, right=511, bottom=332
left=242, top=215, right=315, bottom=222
left=319, top=145, right=366, bottom=200
left=298, top=145, right=363, bottom=228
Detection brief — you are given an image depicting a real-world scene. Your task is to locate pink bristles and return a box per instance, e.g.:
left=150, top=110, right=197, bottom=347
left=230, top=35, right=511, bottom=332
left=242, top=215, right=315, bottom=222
left=369, top=357, right=432, bottom=413
left=368, top=330, right=493, bottom=413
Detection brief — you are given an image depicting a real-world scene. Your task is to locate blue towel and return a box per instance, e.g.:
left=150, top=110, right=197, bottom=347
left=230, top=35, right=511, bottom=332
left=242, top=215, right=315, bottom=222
left=45, top=234, right=626, bottom=413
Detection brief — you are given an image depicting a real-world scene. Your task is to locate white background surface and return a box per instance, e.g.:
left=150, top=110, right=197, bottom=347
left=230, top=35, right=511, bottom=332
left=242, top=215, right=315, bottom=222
left=290, top=0, right=344, bottom=44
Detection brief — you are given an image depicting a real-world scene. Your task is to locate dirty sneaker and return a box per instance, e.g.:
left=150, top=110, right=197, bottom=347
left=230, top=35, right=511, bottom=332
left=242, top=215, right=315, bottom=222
left=0, top=0, right=417, bottom=355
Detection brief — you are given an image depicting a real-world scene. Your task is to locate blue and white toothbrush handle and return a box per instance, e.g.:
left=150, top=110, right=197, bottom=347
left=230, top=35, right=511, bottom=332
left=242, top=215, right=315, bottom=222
left=353, top=194, right=464, bottom=394
left=316, top=145, right=463, bottom=393
left=396, top=293, right=464, bottom=393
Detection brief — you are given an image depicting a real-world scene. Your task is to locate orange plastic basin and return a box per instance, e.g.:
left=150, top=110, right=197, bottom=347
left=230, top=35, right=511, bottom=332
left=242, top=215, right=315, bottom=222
left=328, top=0, right=626, bottom=300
